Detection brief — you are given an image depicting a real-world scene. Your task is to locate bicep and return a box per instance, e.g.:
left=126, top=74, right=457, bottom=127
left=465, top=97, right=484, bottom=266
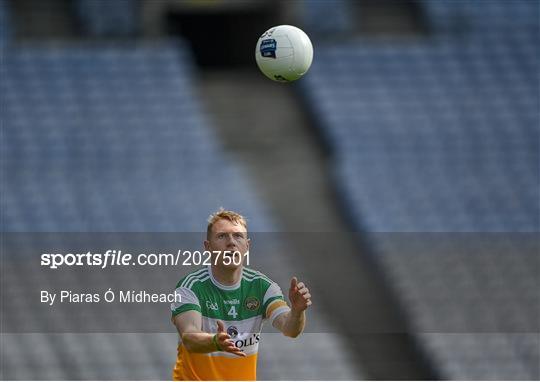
left=173, top=310, right=203, bottom=335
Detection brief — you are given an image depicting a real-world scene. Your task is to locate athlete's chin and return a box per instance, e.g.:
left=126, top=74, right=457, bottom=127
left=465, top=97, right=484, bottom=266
left=219, top=262, right=243, bottom=271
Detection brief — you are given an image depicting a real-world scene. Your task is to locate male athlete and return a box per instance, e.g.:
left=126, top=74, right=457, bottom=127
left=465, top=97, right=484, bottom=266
left=171, top=209, right=312, bottom=380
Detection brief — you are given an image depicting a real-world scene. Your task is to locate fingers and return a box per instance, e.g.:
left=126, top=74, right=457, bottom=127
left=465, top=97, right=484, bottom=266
left=225, top=343, right=243, bottom=353
left=217, top=334, right=240, bottom=351
left=214, top=322, right=245, bottom=357
left=293, top=279, right=306, bottom=292
left=219, top=338, right=247, bottom=357
left=290, top=279, right=311, bottom=303
left=289, top=277, right=313, bottom=311
left=291, top=278, right=310, bottom=295
left=213, top=323, right=247, bottom=358
left=217, top=332, right=231, bottom=341
left=299, top=289, right=311, bottom=305
left=216, top=320, right=225, bottom=333
left=298, top=287, right=309, bottom=295
left=290, top=277, right=298, bottom=290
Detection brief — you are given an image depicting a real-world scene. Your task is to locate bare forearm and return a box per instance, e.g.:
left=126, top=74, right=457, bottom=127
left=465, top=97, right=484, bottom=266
left=175, top=317, right=246, bottom=357
left=181, top=332, right=217, bottom=353
left=281, top=309, right=306, bottom=338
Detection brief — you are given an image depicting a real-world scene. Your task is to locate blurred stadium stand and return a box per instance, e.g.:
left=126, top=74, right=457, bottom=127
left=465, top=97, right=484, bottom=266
left=74, top=0, right=140, bottom=37
left=302, top=31, right=538, bottom=232
left=2, top=41, right=274, bottom=232
left=300, top=0, right=540, bottom=379
left=420, top=0, right=539, bottom=33
left=0, top=0, right=12, bottom=43
left=300, top=0, right=353, bottom=36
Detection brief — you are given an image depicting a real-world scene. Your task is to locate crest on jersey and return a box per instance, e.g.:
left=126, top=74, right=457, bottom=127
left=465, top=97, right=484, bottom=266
left=227, top=325, right=239, bottom=338
left=245, top=296, right=260, bottom=311
left=206, top=300, right=219, bottom=311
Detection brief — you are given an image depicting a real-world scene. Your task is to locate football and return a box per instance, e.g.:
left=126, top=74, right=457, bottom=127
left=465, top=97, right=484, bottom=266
left=255, top=25, right=313, bottom=82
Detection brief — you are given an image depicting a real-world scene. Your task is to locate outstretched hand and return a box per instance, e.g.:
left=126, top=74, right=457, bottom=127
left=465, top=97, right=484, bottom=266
left=214, top=320, right=246, bottom=357
left=288, top=277, right=312, bottom=313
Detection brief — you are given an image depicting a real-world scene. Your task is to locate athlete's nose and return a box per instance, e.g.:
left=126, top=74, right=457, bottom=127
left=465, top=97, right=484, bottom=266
left=224, top=234, right=237, bottom=247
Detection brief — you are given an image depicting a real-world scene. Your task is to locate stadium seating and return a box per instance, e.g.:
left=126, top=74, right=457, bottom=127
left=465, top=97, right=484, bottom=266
left=300, top=17, right=539, bottom=381
left=0, top=0, right=12, bottom=43
left=305, top=31, right=538, bottom=233
left=420, top=0, right=539, bottom=33
left=73, top=0, right=140, bottom=37
left=300, top=0, right=353, bottom=36
left=1, top=41, right=274, bottom=232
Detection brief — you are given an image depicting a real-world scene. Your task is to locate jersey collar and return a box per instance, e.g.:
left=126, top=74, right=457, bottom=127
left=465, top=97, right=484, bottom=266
left=208, top=265, right=243, bottom=290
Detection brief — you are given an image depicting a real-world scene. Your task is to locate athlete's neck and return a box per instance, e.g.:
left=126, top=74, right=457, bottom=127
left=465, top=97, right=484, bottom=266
left=210, top=265, right=242, bottom=286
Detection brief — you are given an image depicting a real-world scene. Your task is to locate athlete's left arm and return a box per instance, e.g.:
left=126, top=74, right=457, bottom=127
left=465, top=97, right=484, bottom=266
left=272, top=277, right=312, bottom=338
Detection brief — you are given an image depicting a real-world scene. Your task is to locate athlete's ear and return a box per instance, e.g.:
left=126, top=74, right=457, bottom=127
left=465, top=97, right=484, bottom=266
left=204, top=240, right=210, bottom=251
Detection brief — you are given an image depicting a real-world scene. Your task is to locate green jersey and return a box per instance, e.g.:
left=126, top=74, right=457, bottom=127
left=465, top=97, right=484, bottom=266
left=170, top=265, right=290, bottom=380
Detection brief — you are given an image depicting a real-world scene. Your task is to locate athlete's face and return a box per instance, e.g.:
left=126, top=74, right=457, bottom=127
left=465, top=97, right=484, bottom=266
left=204, top=219, right=249, bottom=270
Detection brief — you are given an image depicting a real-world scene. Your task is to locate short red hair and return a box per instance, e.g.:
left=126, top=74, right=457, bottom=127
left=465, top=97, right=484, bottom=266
left=206, top=208, right=248, bottom=239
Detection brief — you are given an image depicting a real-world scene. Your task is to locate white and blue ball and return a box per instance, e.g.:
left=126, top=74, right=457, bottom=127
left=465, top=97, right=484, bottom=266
left=255, top=25, right=313, bottom=82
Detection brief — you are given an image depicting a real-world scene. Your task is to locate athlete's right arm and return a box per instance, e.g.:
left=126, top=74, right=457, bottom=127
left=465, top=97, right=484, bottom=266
left=173, top=311, right=246, bottom=357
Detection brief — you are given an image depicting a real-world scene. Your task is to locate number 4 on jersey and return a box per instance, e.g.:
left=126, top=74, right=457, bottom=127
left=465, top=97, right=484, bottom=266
left=227, top=305, right=238, bottom=319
